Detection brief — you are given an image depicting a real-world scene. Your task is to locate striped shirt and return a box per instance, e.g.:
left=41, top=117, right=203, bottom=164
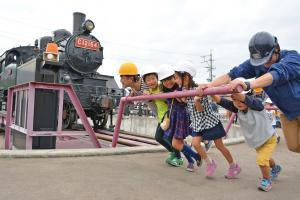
left=131, top=78, right=149, bottom=96
left=186, top=96, right=220, bottom=132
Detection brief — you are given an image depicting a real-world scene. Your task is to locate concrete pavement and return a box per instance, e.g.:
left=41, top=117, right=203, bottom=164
left=0, top=131, right=299, bottom=200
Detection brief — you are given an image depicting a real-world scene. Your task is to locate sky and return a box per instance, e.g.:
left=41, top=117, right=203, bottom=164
left=1, top=0, right=300, bottom=86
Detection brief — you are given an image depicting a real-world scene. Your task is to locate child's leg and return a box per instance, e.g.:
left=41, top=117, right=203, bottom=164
left=259, top=165, right=271, bottom=179
left=172, top=138, right=193, bottom=164
left=165, top=134, right=181, bottom=158
left=269, top=158, right=282, bottom=180
left=164, top=135, right=183, bottom=167
left=214, top=138, right=234, bottom=165
left=172, top=138, right=201, bottom=164
left=192, top=136, right=208, bottom=160
left=214, top=138, right=241, bottom=179
left=155, top=124, right=173, bottom=152
left=269, top=158, right=275, bottom=168
left=192, top=136, right=217, bottom=176
left=202, top=140, right=212, bottom=151
left=256, top=135, right=277, bottom=178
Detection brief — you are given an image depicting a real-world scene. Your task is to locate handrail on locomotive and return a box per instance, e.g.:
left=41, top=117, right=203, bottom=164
left=4, top=82, right=101, bottom=150
left=0, top=12, right=123, bottom=130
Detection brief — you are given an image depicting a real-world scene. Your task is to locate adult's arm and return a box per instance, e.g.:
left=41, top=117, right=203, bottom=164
left=211, top=60, right=256, bottom=87
left=210, top=74, right=232, bottom=87
left=248, top=73, right=273, bottom=89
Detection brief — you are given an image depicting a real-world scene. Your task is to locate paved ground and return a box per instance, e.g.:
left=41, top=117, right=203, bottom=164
left=0, top=131, right=299, bottom=200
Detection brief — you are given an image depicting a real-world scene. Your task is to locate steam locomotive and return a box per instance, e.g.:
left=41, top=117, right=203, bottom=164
left=0, top=12, right=122, bottom=130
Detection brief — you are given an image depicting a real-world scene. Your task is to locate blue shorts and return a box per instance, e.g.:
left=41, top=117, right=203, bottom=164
left=192, top=121, right=226, bottom=140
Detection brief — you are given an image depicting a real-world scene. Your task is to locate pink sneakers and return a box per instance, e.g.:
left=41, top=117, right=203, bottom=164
left=225, top=163, right=241, bottom=179
left=205, top=160, right=217, bottom=177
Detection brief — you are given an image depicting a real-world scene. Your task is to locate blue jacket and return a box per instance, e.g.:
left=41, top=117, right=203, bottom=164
left=228, top=50, right=300, bottom=120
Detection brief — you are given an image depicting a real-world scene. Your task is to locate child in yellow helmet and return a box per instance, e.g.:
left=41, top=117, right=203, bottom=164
left=118, top=62, right=149, bottom=96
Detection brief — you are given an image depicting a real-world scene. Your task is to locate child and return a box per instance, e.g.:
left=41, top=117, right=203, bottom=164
left=212, top=92, right=282, bottom=192
left=265, top=98, right=280, bottom=144
left=118, top=62, right=149, bottom=96
left=176, top=62, right=240, bottom=178
left=159, top=67, right=202, bottom=171
left=142, top=69, right=181, bottom=165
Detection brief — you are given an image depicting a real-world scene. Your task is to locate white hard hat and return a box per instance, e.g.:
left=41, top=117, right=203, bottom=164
left=141, top=67, right=158, bottom=79
left=175, top=61, right=196, bottom=77
left=158, top=65, right=174, bottom=81
left=265, top=98, right=272, bottom=104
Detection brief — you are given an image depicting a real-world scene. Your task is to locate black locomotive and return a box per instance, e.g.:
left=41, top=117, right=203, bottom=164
left=0, top=12, right=122, bottom=130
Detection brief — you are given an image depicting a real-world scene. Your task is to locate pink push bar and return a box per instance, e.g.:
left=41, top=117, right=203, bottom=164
left=224, top=113, right=237, bottom=134
left=112, top=85, right=243, bottom=147
left=4, top=82, right=101, bottom=150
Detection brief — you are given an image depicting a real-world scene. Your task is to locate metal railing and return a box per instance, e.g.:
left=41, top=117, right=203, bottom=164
left=4, top=82, right=101, bottom=149
left=112, top=85, right=244, bottom=147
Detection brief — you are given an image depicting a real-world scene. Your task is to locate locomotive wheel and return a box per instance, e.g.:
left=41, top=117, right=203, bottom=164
left=92, top=114, right=108, bottom=131
left=62, top=102, right=76, bottom=129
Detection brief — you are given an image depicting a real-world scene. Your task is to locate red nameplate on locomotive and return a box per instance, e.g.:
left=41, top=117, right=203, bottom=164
left=75, top=37, right=100, bottom=51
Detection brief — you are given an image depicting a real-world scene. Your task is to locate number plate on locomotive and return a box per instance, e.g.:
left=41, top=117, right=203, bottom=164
left=75, top=37, right=100, bottom=51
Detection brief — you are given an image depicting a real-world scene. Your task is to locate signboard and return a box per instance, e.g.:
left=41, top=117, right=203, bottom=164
left=75, top=37, right=100, bottom=51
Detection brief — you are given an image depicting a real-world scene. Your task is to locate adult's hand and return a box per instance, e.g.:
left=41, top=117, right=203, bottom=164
left=229, top=79, right=247, bottom=91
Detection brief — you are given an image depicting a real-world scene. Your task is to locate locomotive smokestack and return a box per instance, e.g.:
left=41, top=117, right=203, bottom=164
left=73, top=12, right=86, bottom=35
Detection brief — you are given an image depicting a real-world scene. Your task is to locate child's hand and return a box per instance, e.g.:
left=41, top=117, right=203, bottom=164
left=194, top=96, right=202, bottom=101
left=196, top=83, right=212, bottom=97
left=176, top=97, right=183, bottom=102
left=129, top=91, right=136, bottom=97
left=231, top=93, right=245, bottom=102
left=211, top=94, right=221, bottom=103
left=143, top=90, right=150, bottom=95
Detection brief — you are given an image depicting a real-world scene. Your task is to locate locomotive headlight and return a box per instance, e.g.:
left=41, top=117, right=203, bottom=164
left=63, top=74, right=71, bottom=82
left=82, top=19, right=95, bottom=33
left=43, top=42, right=59, bottom=62
left=47, top=53, right=54, bottom=60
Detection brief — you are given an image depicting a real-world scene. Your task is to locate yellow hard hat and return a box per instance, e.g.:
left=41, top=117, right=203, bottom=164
left=253, top=87, right=263, bottom=93
left=118, top=62, right=139, bottom=75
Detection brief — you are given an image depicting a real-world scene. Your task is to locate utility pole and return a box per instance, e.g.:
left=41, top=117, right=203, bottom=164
left=201, top=50, right=215, bottom=82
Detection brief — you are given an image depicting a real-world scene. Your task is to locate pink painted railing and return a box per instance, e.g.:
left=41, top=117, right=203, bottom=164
left=224, top=113, right=237, bottom=134
left=112, top=85, right=244, bottom=147
left=4, top=82, right=101, bottom=150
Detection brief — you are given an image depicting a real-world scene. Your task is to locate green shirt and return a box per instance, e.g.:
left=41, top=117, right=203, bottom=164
left=148, top=83, right=168, bottom=122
